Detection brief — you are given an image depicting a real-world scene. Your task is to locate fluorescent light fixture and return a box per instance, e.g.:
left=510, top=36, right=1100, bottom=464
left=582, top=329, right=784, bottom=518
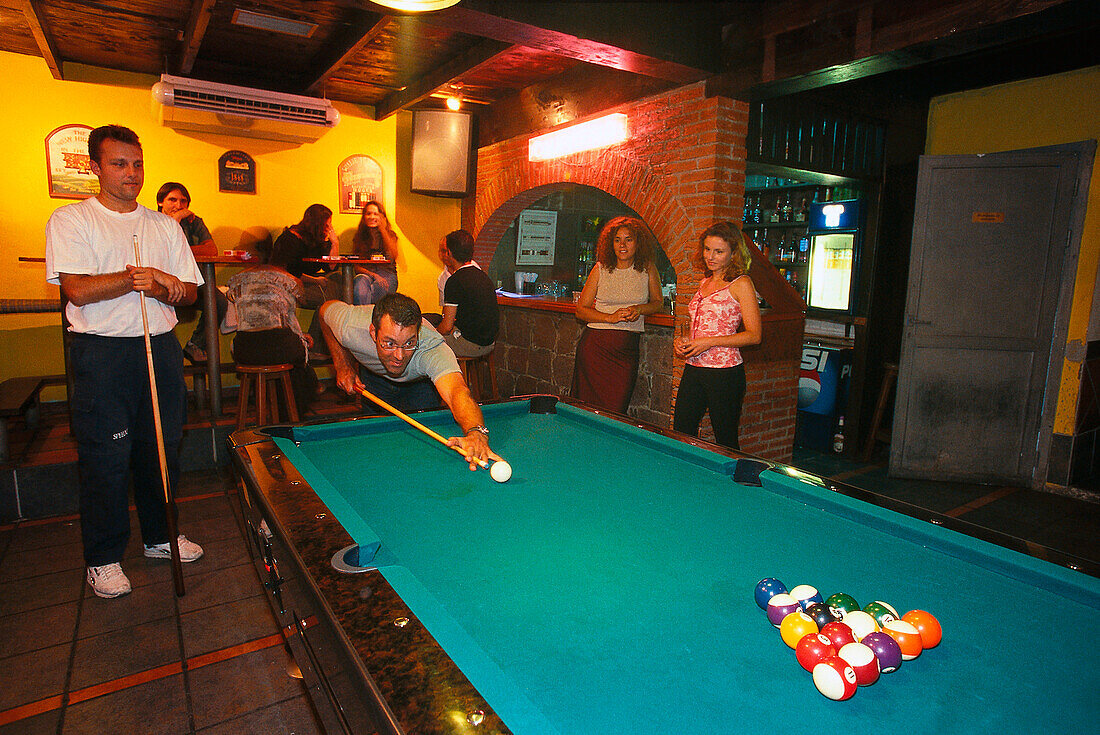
left=528, top=113, right=629, bottom=162
left=371, top=0, right=462, bottom=11
left=232, top=9, right=317, bottom=37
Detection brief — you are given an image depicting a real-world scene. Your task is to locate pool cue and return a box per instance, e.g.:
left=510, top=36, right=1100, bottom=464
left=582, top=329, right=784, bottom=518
left=356, top=387, right=489, bottom=469
left=133, top=236, right=186, bottom=597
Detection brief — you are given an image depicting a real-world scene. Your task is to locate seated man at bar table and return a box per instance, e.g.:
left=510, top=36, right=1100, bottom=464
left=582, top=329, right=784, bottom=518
left=156, top=181, right=227, bottom=362
left=319, top=292, right=498, bottom=469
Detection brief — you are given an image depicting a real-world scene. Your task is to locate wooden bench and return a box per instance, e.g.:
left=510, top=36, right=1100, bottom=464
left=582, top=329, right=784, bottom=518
left=0, top=376, right=47, bottom=462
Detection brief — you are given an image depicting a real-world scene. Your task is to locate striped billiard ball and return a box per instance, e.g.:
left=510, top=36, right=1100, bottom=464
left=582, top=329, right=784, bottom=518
left=789, top=584, right=824, bottom=611
left=766, top=593, right=802, bottom=627
left=812, top=657, right=858, bottom=700
left=837, top=641, right=881, bottom=686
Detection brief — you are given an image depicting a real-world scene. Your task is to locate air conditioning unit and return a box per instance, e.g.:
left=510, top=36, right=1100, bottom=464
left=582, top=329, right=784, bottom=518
left=152, top=74, right=339, bottom=143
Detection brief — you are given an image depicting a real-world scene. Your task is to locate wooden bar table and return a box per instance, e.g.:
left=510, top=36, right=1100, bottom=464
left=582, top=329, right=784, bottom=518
left=303, top=256, right=393, bottom=304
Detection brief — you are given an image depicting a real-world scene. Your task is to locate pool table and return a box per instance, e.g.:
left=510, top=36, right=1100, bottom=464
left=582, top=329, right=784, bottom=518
left=229, top=396, right=1100, bottom=734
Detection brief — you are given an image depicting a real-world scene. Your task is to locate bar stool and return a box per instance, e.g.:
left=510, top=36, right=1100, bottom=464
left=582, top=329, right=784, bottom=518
left=456, top=349, right=497, bottom=402
left=236, top=364, right=299, bottom=430
left=860, top=362, right=898, bottom=462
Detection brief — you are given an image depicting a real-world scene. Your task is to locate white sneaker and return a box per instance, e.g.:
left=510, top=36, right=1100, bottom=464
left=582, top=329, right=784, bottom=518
left=144, top=534, right=204, bottom=562
left=87, top=563, right=132, bottom=598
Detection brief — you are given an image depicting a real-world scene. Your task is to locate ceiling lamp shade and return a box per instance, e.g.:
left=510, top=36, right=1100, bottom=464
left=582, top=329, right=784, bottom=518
left=528, top=113, right=629, bottom=162
left=370, top=0, right=462, bottom=11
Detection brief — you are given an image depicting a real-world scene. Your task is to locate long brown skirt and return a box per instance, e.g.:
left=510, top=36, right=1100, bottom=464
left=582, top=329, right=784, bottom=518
left=571, top=327, right=641, bottom=414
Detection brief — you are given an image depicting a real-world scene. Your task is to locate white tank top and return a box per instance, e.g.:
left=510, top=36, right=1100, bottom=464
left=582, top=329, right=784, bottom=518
left=590, top=265, right=650, bottom=333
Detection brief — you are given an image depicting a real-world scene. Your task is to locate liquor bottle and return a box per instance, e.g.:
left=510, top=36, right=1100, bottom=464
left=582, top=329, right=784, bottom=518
left=797, top=236, right=809, bottom=264
left=768, top=193, right=780, bottom=223
left=833, top=416, right=845, bottom=453
left=795, top=197, right=808, bottom=222
left=751, top=194, right=761, bottom=224
left=781, top=193, right=793, bottom=223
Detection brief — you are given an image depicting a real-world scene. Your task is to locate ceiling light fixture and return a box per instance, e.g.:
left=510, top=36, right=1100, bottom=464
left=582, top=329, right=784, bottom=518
left=446, top=96, right=462, bottom=111
left=369, top=0, right=462, bottom=12
left=528, top=113, right=629, bottom=162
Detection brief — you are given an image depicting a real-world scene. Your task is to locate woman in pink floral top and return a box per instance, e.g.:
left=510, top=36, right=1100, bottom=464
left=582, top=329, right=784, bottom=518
left=672, top=222, right=762, bottom=449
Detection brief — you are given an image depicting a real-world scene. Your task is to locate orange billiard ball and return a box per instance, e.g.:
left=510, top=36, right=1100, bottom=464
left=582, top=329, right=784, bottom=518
left=882, top=619, right=924, bottom=660
left=902, top=609, right=942, bottom=648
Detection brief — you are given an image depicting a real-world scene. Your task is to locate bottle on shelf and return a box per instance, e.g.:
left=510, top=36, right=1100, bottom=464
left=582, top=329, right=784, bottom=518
left=797, top=236, right=809, bottom=264
left=781, top=193, right=793, bottom=223
left=833, top=416, right=845, bottom=453
left=795, top=197, right=808, bottom=222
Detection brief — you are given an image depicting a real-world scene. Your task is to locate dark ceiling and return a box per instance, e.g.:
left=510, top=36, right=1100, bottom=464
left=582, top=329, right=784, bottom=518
left=1, top=0, right=1097, bottom=145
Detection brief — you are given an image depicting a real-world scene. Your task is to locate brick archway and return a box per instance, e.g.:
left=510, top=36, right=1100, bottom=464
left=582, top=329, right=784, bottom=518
left=468, top=154, right=695, bottom=278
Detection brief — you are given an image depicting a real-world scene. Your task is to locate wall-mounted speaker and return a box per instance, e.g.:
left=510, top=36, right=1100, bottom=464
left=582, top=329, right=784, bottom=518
left=411, top=110, right=474, bottom=198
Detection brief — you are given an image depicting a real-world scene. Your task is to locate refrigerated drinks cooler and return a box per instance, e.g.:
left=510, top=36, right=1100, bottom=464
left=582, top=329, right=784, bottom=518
left=805, top=199, right=862, bottom=315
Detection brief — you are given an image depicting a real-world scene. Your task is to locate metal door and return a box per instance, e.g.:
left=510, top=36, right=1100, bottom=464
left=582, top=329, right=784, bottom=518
left=891, top=145, right=1089, bottom=485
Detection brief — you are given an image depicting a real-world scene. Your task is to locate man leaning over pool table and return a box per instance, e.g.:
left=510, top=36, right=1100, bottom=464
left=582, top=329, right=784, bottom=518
left=319, top=292, right=501, bottom=470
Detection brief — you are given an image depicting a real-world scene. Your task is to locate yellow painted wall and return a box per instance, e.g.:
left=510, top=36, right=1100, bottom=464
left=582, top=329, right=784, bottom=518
left=0, top=50, right=460, bottom=393
left=926, top=65, right=1100, bottom=435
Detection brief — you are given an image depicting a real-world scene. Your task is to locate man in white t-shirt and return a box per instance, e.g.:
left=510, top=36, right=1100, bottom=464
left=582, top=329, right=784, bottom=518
left=45, top=125, right=206, bottom=599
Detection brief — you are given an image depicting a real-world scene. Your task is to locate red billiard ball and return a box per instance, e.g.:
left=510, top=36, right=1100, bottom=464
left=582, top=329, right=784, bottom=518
left=820, top=621, right=856, bottom=650
left=812, top=656, right=858, bottom=700
left=796, top=633, right=837, bottom=672
left=902, top=609, right=942, bottom=648
left=837, top=641, right=880, bottom=686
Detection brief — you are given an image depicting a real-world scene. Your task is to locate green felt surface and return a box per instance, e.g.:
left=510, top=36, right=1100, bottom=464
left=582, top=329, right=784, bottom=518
left=279, top=401, right=1100, bottom=734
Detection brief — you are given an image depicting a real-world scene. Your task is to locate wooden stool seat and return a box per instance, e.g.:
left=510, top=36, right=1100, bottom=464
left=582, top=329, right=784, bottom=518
left=456, top=350, right=498, bottom=402
left=236, top=363, right=299, bottom=430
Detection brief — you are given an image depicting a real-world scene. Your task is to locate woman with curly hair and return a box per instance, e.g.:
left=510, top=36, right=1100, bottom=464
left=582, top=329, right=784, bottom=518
left=672, top=221, right=762, bottom=450
left=571, top=216, right=663, bottom=413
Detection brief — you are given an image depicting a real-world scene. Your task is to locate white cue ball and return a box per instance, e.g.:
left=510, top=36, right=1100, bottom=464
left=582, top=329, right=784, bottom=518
left=490, top=460, right=512, bottom=483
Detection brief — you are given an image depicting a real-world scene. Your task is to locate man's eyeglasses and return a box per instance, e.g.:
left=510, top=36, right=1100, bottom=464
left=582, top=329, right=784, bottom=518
left=378, top=339, right=419, bottom=353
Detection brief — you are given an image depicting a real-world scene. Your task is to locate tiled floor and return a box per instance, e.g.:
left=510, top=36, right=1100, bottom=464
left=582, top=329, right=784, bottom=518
left=1, top=394, right=1097, bottom=734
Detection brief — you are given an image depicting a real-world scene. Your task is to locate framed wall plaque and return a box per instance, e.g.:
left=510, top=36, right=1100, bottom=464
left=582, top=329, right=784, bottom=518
left=338, top=155, right=384, bottom=213
left=45, top=124, right=98, bottom=199
left=219, top=150, right=256, bottom=193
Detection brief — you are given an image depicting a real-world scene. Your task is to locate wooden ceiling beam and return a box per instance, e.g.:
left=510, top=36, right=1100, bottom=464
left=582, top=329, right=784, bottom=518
left=305, top=12, right=393, bottom=96
left=709, top=0, right=1086, bottom=100
left=16, top=0, right=62, bottom=79
left=373, top=37, right=511, bottom=120
left=178, top=0, right=216, bottom=75
left=421, top=6, right=709, bottom=84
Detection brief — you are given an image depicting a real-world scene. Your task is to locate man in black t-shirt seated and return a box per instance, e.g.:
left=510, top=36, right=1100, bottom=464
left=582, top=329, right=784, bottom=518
left=435, top=229, right=498, bottom=357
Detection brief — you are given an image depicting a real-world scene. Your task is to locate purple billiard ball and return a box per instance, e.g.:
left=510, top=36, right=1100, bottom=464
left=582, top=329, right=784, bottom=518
left=766, top=593, right=801, bottom=627
left=862, top=631, right=903, bottom=674
left=754, top=577, right=788, bottom=610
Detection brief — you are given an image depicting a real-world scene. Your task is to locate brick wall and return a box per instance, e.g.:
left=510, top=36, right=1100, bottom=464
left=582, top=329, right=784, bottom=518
left=467, top=83, right=800, bottom=461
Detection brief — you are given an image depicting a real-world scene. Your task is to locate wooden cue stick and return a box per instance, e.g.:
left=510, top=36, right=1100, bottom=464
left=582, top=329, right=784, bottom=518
left=133, top=236, right=186, bottom=597
left=356, top=387, right=489, bottom=469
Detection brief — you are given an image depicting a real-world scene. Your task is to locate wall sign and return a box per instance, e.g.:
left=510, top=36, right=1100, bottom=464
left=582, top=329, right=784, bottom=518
left=219, top=150, right=256, bottom=193
left=516, top=210, right=558, bottom=266
left=45, top=124, right=98, bottom=199
left=338, top=155, right=384, bottom=213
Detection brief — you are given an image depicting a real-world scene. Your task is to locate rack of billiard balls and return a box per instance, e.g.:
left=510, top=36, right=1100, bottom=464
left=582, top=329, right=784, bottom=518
left=755, top=577, right=942, bottom=700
